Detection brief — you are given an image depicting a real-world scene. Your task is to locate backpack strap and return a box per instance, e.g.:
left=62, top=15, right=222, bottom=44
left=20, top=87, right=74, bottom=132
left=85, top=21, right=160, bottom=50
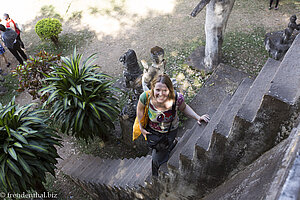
left=167, top=92, right=178, bottom=133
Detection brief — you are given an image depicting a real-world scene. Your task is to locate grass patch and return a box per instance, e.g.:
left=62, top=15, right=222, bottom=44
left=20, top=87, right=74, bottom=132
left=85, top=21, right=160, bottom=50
left=29, top=30, right=94, bottom=56
left=165, top=38, right=211, bottom=103
left=40, top=5, right=63, bottom=21
left=0, top=74, right=20, bottom=105
left=222, top=27, right=269, bottom=75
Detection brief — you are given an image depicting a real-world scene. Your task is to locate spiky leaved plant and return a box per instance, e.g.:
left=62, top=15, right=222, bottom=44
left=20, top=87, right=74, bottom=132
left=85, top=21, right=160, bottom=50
left=40, top=48, right=120, bottom=142
left=0, top=97, right=61, bottom=193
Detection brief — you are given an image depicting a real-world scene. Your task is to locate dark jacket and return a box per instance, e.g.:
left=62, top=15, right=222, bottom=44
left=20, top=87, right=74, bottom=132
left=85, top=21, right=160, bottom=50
left=1, top=28, right=17, bottom=49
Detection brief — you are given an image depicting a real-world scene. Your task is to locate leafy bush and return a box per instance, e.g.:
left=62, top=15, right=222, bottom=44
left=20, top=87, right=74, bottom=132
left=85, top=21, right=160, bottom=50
left=12, top=50, right=61, bottom=102
left=0, top=97, right=61, bottom=193
left=35, top=18, right=62, bottom=46
left=41, top=48, right=120, bottom=142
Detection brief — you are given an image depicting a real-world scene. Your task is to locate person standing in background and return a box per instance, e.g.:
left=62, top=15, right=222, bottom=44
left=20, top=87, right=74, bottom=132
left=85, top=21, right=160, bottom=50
left=3, top=13, right=25, bottom=48
left=0, top=19, right=11, bottom=68
left=269, top=0, right=279, bottom=10
left=0, top=24, right=27, bottom=65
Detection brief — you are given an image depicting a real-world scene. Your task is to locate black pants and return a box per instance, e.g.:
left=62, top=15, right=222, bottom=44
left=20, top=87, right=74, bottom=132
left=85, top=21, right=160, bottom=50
left=270, top=0, right=279, bottom=8
left=17, top=34, right=25, bottom=49
left=151, top=129, right=178, bottom=176
left=8, top=41, right=27, bottom=65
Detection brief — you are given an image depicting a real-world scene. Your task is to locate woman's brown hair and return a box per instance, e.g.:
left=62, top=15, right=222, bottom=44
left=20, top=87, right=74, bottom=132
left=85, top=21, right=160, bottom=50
left=150, top=74, right=175, bottom=100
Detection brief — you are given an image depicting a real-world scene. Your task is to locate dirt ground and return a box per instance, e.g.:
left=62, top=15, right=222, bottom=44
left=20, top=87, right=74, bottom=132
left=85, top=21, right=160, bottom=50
left=0, top=0, right=299, bottom=199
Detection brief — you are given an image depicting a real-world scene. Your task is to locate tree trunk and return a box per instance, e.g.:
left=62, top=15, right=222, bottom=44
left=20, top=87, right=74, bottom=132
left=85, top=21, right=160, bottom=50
left=50, top=36, right=59, bottom=47
left=204, top=0, right=235, bottom=70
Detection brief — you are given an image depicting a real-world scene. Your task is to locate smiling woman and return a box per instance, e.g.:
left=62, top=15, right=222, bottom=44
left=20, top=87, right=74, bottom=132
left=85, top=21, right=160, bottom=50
left=136, top=74, right=210, bottom=176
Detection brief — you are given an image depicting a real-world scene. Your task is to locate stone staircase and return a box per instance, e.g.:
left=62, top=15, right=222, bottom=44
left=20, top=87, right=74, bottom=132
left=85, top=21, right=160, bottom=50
left=60, top=34, right=300, bottom=199
left=160, top=57, right=283, bottom=198
left=59, top=154, right=153, bottom=199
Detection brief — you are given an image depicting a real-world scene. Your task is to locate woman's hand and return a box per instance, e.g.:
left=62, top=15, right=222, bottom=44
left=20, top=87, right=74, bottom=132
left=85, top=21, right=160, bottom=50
left=197, top=114, right=210, bottom=125
left=141, top=127, right=151, bottom=138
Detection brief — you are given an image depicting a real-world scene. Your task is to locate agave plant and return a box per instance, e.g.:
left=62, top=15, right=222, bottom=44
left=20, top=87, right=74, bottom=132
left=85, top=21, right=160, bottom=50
left=40, top=48, right=120, bottom=142
left=0, top=97, right=61, bottom=193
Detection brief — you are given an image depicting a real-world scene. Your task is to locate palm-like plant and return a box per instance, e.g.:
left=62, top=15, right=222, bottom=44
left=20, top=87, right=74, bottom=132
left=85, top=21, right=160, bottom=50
left=0, top=97, right=61, bottom=193
left=40, top=48, right=120, bottom=142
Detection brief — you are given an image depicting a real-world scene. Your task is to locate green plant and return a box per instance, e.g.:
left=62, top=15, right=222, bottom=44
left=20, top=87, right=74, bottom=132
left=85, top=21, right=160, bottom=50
left=41, top=48, right=120, bottom=142
left=12, top=50, right=61, bottom=102
left=0, top=97, right=61, bottom=193
left=35, top=18, right=62, bottom=46
left=68, top=11, right=82, bottom=21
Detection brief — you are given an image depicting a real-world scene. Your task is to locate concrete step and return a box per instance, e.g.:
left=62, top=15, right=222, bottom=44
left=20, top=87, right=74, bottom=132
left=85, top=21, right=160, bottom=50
left=66, top=154, right=96, bottom=178
left=80, top=157, right=104, bottom=182
left=202, top=122, right=300, bottom=200
left=95, top=159, right=121, bottom=184
left=237, top=58, right=281, bottom=123
left=117, top=156, right=146, bottom=188
left=267, top=34, right=300, bottom=105
left=59, top=154, right=81, bottom=172
left=124, top=157, right=148, bottom=188
left=112, top=158, right=138, bottom=188
left=128, top=155, right=152, bottom=188
left=126, top=156, right=150, bottom=188
left=189, top=80, right=253, bottom=181
left=183, top=64, right=249, bottom=132
left=89, top=158, right=111, bottom=183
left=167, top=124, right=200, bottom=170
left=107, top=158, right=137, bottom=186
left=137, top=159, right=152, bottom=187
left=215, top=78, right=253, bottom=138
left=180, top=95, right=232, bottom=166
left=104, top=158, right=135, bottom=185
left=101, top=159, right=126, bottom=184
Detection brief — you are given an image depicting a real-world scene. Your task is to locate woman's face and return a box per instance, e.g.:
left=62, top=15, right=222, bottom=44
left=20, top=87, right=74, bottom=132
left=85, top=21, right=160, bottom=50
left=153, top=82, right=170, bottom=103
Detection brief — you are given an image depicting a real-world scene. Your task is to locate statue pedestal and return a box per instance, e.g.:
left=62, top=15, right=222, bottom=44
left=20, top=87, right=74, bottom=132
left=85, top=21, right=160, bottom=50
left=119, top=115, right=149, bottom=154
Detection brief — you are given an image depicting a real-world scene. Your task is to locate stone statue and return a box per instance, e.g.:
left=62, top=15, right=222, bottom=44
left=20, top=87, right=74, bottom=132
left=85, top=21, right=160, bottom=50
left=282, top=15, right=300, bottom=44
left=118, top=49, right=150, bottom=153
left=119, top=49, right=143, bottom=89
left=265, top=15, right=300, bottom=60
left=191, top=0, right=235, bottom=71
left=141, top=46, right=166, bottom=91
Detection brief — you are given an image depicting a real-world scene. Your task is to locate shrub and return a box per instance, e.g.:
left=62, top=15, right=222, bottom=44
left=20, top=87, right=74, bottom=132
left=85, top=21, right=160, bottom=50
left=12, top=50, right=61, bottom=102
left=41, top=48, right=120, bottom=142
left=35, top=18, right=62, bottom=46
left=0, top=97, right=61, bottom=193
